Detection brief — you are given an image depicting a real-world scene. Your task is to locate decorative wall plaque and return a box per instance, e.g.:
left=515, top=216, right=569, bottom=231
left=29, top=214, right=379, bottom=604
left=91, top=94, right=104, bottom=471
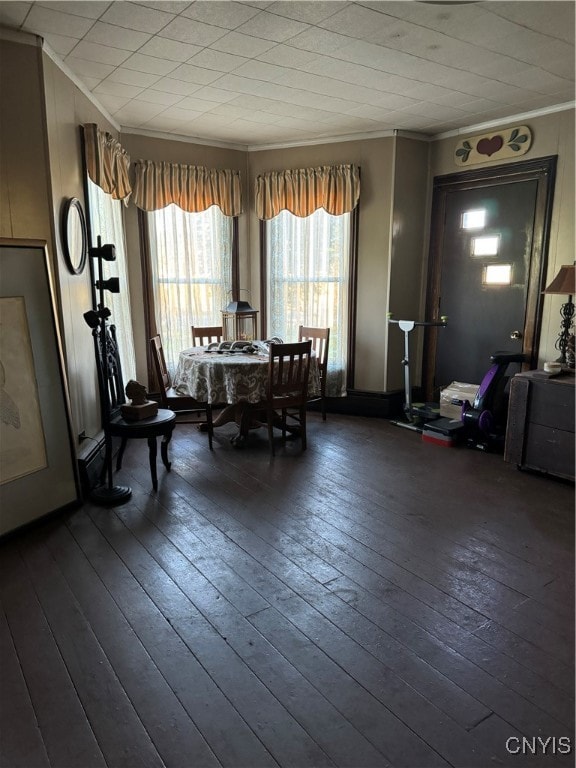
left=454, top=125, right=532, bottom=166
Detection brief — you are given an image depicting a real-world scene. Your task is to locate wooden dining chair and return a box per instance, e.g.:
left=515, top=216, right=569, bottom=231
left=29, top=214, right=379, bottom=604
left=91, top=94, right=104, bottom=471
left=298, top=325, right=330, bottom=420
left=150, top=335, right=214, bottom=449
left=265, top=340, right=312, bottom=456
left=191, top=325, right=223, bottom=347
left=91, top=323, right=176, bottom=495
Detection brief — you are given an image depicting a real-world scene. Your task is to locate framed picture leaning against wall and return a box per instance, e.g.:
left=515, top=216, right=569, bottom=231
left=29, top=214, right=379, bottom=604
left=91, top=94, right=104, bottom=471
left=0, top=238, right=80, bottom=535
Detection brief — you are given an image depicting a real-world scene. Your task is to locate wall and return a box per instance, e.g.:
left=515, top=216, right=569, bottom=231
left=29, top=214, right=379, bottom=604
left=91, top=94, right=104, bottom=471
left=120, top=133, right=248, bottom=383
left=430, top=109, right=575, bottom=368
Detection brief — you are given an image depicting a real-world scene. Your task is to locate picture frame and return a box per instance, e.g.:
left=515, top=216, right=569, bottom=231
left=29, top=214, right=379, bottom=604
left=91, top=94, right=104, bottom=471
left=0, top=238, right=80, bottom=536
left=61, top=197, right=88, bottom=275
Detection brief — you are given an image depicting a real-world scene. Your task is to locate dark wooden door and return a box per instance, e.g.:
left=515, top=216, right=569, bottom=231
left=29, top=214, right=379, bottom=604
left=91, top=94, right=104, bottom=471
left=424, top=156, right=557, bottom=399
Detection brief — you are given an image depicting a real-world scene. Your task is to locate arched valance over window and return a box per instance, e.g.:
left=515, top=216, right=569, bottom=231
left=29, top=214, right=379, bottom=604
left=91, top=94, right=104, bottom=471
left=255, top=163, right=360, bottom=220
left=82, top=123, right=132, bottom=203
left=133, top=160, right=242, bottom=216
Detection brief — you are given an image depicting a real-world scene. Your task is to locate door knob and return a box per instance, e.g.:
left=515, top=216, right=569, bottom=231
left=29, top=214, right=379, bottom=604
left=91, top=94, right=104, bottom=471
left=510, top=330, right=523, bottom=340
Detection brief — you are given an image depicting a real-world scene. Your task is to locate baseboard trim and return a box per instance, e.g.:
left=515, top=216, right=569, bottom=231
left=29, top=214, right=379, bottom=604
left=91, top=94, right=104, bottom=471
left=312, top=390, right=404, bottom=418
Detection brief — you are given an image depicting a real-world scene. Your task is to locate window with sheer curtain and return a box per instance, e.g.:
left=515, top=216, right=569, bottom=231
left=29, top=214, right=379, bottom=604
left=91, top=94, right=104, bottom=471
left=147, top=204, right=233, bottom=374
left=266, top=208, right=351, bottom=396
left=87, top=177, right=137, bottom=382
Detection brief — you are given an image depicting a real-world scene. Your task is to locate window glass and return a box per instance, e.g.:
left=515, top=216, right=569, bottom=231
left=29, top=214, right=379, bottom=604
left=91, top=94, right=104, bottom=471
left=266, top=208, right=350, bottom=396
left=472, top=235, right=500, bottom=256
left=462, top=209, right=486, bottom=229
left=87, top=178, right=137, bottom=381
left=148, top=204, right=232, bottom=373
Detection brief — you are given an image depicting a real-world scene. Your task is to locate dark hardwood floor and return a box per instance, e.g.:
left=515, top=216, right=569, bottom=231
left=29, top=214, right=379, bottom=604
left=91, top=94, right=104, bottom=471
left=1, top=413, right=574, bottom=768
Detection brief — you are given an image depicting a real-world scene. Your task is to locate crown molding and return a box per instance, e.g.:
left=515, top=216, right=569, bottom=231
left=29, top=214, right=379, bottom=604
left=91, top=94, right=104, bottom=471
left=120, top=127, right=249, bottom=152
left=433, top=102, right=575, bottom=140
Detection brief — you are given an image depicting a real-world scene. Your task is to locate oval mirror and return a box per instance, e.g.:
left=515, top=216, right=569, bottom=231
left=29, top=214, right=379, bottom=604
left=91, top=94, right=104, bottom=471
left=62, top=197, right=87, bottom=275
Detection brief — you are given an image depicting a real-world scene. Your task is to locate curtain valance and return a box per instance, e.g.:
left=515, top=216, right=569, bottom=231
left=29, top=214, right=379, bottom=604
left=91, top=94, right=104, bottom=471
left=255, top=164, right=360, bottom=220
left=132, top=160, right=242, bottom=216
left=82, top=123, right=132, bottom=202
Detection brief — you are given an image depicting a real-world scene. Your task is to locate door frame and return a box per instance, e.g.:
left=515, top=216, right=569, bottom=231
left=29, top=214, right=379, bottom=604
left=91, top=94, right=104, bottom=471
left=423, top=155, right=557, bottom=400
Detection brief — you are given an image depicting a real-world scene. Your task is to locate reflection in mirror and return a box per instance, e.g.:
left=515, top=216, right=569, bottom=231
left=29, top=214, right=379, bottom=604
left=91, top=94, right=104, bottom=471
left=62, top=197, right=87, bottom=275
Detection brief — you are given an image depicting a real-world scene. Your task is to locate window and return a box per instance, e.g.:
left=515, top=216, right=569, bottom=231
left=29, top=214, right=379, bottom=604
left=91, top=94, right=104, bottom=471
left=471, top=235, right=500, bottom=256
left=265, top=208, right=351, bottom=396
left=87, top=177, right=136, bottom=381
left=461, top=209, right=486, bottom=229
left=483, top=264, right=512, bottom=285
left=147, top=204, right=233, bottom=373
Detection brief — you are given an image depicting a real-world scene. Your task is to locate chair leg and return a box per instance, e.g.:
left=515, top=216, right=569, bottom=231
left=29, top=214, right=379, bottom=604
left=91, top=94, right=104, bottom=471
left=147, top=436, right=158, bottom=491
left=206, top=405, right=213, bottom=450
left=321, top=379, right=327, bottom=421
left=267, top=408, right=275, bottom=457
left=300, top=407, right=307, bottom=450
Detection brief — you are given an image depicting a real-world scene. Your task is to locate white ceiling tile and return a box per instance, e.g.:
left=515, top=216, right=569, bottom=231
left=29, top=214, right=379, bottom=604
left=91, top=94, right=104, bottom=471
left=158, top=16, right=229, bottom=46
left=137, top=36, right=202, bottom=62
left=181, top=1, right=261, bottom=29
left=161, top=105, right=204, bottom=121
left=114, top=100, right=167, bottom=123
left=136, top=2, right=192, bottom=13
left=25, top=5, right=94, bottom=38
left=152, top=76, right=204, bottom=96
left=100, top=2, right=175, bottom=34
left=210, top=31, right=276, bottom=58
left=136, top=89, right=184, bottom=106
left=105, top=68, right=162, bottom=88
left=257, top=44, right=318, bottom=68
left=234, top=10, right=309, bottom=42
left=266, top=1, right=347, bottom=24
left=187, top=48, right=248, bottom=73
left=37, top=2, right=110, bottom=20
left=0, top=2, right=31, bottom=27
left=96, top=93, right=132, bottom=113
left=84, top=22, right=152, bottom=52
left=176, top=96, right=222, bottom=112
left=122, top=52, right=180, bottom=76
left=189, top=86, right=238, bottom=104
left=285, top=27, right=348, bottom=54
left=506, top=68, right=572, bottom=95
left=94, top=80, right=146, bottom=99
left=80, top=75, right=104, bottom=91
left=485, top=2, right=574, bottom=45
left=169, top=63, right=224, bottom=85
left=69, top=40, right=131, bottom=67
left=233, top=60, right=287, bottom=82
left=64, top=56, right=116, bottom=80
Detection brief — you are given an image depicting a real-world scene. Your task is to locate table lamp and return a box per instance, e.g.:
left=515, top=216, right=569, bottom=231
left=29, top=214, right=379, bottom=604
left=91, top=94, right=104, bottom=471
left=543, top=263, right=576, bottom=369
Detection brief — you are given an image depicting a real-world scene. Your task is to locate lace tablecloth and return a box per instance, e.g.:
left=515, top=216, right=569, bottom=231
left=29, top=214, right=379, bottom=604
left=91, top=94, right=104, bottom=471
left=173, top=347, right=320, bottom=404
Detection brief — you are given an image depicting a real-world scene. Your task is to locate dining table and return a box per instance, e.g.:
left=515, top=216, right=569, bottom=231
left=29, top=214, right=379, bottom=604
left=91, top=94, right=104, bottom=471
left=172, top=345, right=320, bottom=445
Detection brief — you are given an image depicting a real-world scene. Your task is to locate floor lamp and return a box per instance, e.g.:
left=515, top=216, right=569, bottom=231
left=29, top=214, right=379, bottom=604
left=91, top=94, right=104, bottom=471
left=543, top=263, right=576, bottom=369
left=83, top=237, right=132, bottom=505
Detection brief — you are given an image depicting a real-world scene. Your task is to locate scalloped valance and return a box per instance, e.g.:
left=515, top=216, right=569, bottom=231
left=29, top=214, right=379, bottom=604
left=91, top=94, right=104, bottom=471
left=133, top=160, right=242, bottom=216
left=82, top=123, right=131, bottom=202
left=255, top=164, right=360, bottom=220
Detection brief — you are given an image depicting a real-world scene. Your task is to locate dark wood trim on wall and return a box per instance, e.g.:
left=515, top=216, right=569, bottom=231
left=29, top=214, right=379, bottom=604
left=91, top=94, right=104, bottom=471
left=231, top=216, right=239, bottom=301
left=423, top=155, right=557, bottom=400
left=347, top=202, right=360, bottom=391
left=259, top=218, right=267, bottom=338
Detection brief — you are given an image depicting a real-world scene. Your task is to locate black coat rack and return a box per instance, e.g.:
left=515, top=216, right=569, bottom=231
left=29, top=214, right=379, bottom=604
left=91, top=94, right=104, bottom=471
left=83, top=237, right=132, bottom=505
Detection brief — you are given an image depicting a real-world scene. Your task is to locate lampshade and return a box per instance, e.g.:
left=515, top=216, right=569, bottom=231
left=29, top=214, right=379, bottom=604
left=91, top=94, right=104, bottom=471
left=543, top=264, right=576, bottom=295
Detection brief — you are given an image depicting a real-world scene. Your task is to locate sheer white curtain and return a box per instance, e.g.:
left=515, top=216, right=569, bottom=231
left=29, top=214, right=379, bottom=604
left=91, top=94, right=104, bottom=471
left=147, top=204, right=232, bottom=374
left=266, top=208, right=350, bottom=396
left=87, top=178, right=136, bottom=382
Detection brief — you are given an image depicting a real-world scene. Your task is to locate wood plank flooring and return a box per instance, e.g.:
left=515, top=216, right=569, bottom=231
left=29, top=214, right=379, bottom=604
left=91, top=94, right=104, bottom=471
left=1, top=413, right=574, bottom=768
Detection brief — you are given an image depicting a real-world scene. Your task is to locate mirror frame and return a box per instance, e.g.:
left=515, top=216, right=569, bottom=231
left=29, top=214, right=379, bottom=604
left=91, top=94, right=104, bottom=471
left=61, top=197, right=88, bottom=275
